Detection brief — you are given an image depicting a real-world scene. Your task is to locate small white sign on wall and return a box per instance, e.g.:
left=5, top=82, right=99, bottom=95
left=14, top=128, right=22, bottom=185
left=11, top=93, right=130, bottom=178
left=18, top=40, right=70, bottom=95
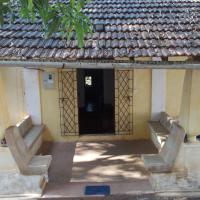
left=43, top=72, right=55, bottom=89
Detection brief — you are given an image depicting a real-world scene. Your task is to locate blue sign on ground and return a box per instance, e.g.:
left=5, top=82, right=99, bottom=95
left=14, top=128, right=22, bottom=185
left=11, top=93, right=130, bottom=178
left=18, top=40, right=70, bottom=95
left=85, top=185, right=111, bottom=196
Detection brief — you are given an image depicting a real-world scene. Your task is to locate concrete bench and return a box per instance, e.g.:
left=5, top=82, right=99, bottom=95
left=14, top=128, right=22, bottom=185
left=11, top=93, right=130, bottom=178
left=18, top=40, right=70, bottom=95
left=5, top=116, right=52, bottom=178
left=142, top=121, right=186, bottom=173
left=148, top=112, right=177, bottom=151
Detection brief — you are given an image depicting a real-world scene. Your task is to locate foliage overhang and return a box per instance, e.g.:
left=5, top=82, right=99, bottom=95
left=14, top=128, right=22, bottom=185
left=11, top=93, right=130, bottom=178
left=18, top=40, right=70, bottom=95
left=0, top=0, right=92, bottom=47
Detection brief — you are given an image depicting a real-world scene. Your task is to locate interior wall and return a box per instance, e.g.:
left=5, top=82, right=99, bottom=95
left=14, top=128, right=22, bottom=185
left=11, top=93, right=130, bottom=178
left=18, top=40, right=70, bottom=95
left=166, top=69, right=185, bottom=118
left=103, top=70, right=114, bottom=106
left=77, top=69, right=85, bottom=108
left=77, top=69, right=114, bottom=109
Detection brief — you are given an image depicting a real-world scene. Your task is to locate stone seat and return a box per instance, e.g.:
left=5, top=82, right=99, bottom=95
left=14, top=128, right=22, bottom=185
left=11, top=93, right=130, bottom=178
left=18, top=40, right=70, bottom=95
left=27, top=155, right=52, bottom=175
left=23, top=125, right=44, bottom=150
left=142, top=121, right=186, bottom=173
left=148, top=121, right=169, bottom=150
left=148, top=112, right=176, bottom=150
left=142, top=154, right=171, bottom=173
left=5, top=116, right=52, bottom=178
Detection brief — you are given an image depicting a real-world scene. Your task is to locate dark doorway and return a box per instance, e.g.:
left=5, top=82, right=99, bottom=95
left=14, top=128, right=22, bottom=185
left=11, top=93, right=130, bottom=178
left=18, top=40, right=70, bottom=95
left=77, top=69, right=115, bottom=134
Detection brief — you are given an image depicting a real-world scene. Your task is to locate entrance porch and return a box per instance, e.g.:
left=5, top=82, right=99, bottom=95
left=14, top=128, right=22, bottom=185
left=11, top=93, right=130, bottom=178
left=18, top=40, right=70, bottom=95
left=40, top=140, right=157, bottom=198
left=1, top=67, right=200, bottom=199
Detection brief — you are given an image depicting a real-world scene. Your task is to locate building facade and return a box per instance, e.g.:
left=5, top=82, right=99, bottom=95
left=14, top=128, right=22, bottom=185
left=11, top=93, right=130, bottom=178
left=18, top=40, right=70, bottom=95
left=0, top=67, right=185, bottom=142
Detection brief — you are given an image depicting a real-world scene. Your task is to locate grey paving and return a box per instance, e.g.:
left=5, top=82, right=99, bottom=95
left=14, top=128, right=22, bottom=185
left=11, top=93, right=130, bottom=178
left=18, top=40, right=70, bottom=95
left=39, top=194, right=200, bottom=200
left=38, top=141, right=200, bottom=200
left=72, top=140, right=157, bottom=182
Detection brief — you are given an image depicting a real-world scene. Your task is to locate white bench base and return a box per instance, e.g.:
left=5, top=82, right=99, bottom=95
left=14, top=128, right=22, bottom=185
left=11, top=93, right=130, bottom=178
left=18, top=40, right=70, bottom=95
left=148, top=143, right=200, bottom=192
left=149, top=171, right=200, bottom=192
left=142, top=154, right=171, bottom=173
left=5, top=115, right=52, bottom=177
left=0, top=171, right=46, bottom=197
left=143, top=113, right=186, bottom=173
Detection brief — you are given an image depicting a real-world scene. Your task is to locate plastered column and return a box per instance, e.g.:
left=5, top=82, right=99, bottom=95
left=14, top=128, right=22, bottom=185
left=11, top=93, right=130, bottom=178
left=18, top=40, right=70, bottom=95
left=0, top=70, right=10, bottom=139
left=151, top=69, right=166, bottom=120
left=23, top=68, right=42, bottom=124
left=179, top=69, right=200, bottom=136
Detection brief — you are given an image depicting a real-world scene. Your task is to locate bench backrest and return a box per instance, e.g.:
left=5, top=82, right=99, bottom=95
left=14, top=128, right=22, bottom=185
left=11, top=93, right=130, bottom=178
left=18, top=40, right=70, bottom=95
left=159, top=112, right=176, bottom=133
left=160, top=122, right=186, bottom=167
left=17, top=115, right=33, bottom=137
left=5, top=126, right=33, bottom=174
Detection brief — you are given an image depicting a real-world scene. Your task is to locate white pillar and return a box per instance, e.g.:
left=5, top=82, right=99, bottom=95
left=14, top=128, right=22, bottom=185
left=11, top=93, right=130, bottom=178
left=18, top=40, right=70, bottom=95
left=179, top=70, right=200, bottom=136
left=151, top=69, right=166, bottom=120
left=23, top=69, right=41, bottom=124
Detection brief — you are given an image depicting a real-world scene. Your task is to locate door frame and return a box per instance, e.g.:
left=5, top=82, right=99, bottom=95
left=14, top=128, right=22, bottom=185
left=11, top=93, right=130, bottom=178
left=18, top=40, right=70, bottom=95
left=77, top=68, right=115, bottom=135
left=58, top=68, right=134, bottom=137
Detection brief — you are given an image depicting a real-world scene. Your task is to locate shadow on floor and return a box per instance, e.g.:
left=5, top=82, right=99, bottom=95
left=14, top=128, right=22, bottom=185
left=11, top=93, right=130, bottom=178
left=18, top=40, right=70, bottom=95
left=72, top=140, right=157, bottom=182
left=39, top=141, right=200, bottom=199
left=39, top=140, right=157, bottom=183
left=38, top=141, right=76, bottom=183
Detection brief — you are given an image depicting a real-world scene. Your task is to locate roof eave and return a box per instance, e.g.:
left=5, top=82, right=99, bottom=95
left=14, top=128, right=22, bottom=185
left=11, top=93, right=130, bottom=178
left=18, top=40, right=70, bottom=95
left=1, top=60, right=200, bottom=69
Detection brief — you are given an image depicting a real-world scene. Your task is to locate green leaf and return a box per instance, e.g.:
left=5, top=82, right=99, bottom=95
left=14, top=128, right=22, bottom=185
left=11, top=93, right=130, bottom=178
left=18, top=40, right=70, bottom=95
left=34, top=0, right=49, bottom=25
left=77, top=0, right=85, bottom=11
left=70, top=0, right=75, bottom=7
left=0, top=0, right=92, bottom=48
left=46, top=16, right=60, bottom=38
left=27, top=0, right=33, bottom=11
left=0, top=0, right=11, bottom=26
left=75, top=21, right=84, bottom=48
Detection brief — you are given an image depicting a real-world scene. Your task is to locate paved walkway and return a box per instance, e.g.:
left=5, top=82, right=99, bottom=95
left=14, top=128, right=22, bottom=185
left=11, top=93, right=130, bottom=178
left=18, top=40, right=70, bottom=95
left=40, top=194, right=200, bottom=200
left=39, top=141, right=200, bottom=199
left=39, top=140, right=157, bottom=198
left=72, top=140, right=157, bottom=182
left=40, top=140, right=157, bottom=183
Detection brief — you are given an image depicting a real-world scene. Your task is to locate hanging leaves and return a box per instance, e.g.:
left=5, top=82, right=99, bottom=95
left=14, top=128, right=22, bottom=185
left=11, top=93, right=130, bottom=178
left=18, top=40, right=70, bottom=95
left=0, top=0, right=92, bottom=47
left=0, top=0, right=14, bottom=26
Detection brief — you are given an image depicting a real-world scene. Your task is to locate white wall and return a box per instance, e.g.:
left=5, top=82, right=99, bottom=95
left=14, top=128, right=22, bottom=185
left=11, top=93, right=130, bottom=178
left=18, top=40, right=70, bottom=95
left=151, top=69, right=166, bottom=120
left=23, top=68, right=41, bottom=124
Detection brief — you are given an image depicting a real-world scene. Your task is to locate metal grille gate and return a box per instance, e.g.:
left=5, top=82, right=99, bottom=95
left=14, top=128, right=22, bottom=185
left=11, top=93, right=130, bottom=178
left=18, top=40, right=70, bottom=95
left=115, top=69, right=134, bottom=135
left=58, top=69, right=79, bottom=136
left=59, top=68, right=133, bottom=136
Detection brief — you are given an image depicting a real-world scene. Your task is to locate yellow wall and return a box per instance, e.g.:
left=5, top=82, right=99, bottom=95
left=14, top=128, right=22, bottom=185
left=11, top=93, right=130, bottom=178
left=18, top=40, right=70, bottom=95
left=0, top=67, right=186, bottom=142
left=0, top=67, right=26, bottom=139
left=39, top=68, right=61, bottom=141
left=40, top=68, right=152, bottom=141
left=166, top=69, right=185, bottom=118
left=133, top=69, right=152, bottom=139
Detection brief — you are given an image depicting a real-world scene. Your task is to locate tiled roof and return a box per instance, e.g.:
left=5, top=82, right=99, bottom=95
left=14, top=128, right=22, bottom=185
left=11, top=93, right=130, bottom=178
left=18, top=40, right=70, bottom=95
left=0, top=0, right=200, bottom=61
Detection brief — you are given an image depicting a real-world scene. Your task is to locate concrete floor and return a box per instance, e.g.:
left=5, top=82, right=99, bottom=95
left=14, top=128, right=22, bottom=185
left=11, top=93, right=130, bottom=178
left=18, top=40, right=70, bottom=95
left=72, top=140, right=157, bottom=182
left=39, top=140, right=200, bottom=199
left=39, top=141, right=76, bottom=183
left=40, top=140, right=157, bottom=183
left=39, top=140, right=158, bottom=198
left=38, top=195, right=200, bottom=200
